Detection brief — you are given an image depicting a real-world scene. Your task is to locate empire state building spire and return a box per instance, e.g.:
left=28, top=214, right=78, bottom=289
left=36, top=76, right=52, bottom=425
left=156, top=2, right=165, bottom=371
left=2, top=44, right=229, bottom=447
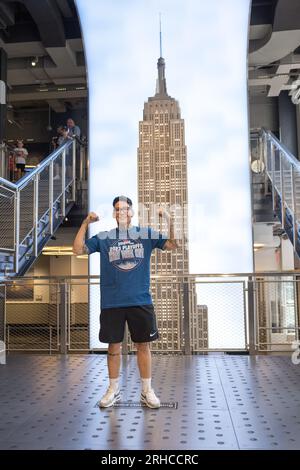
left=155, top=14, right=169, bottom=97
left=155, top=57, right=168, bottom=96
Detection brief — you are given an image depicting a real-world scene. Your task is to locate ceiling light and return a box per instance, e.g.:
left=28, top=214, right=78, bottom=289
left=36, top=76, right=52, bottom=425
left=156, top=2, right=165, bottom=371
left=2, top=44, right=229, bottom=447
left=31, top=56, right=39, bottom=67
left=253, top=243, right=265, bottom=248
left=42, top=245, right=89, bottom=257
left=43, top=246, right=73, bottom=252
left=42, top=246, right=73, bottom=256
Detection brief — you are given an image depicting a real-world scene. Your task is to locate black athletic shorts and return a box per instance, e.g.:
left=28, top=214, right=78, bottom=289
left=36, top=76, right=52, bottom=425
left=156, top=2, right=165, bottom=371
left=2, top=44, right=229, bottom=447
left=99, top=304, right=159, bottom=344
left=16, top=163, right=25, bottom=171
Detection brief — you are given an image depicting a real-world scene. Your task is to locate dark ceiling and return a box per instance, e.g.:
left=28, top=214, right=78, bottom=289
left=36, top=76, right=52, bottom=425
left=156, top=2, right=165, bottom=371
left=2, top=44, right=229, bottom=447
left=250, top=0, right=278, bottom=26
left=0, top=0, right=86, bottom=113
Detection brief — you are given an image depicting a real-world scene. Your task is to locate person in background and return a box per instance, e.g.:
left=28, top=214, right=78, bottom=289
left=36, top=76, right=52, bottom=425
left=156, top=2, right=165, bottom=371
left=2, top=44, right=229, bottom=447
left=58, top=126, right=72, bottom=147
left=53, top=127, right=72, bottom=181
left=8, top=150, right=15, bottom=182
left=51, top=126, right=64, bottom=151
left=66, top=119, right=83, bottom=180
left=66, top=118, right=81, bottom=139
left=14, top=140, right=28, bottom=180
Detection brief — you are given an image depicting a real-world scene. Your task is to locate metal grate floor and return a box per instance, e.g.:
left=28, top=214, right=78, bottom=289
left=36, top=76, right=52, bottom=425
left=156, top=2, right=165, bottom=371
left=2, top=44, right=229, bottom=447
left=0, top=354, right=299, bottom=450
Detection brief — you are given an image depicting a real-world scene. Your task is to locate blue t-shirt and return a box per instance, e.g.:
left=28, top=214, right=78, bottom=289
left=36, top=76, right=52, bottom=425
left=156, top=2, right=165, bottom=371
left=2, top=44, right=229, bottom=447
left=84, top=226, right=167, bottom=309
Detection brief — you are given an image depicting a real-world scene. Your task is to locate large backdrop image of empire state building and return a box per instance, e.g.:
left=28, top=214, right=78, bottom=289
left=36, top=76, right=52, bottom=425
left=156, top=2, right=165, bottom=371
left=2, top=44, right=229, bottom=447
left=77, top=0, right=252, bottom=350
left=136, top=50, right=208, bottom=352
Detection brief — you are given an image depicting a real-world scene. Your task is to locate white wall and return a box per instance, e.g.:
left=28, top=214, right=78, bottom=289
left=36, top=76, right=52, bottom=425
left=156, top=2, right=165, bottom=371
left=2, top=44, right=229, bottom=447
left=253, top=223, right=295, bottom=271
left=30, top=235, right=89, bottom=304
left=70, top=256, right=88, bottom=303
left=281, top=237, right=295, bottom=271
left=255, top=247, right=281, bottom=272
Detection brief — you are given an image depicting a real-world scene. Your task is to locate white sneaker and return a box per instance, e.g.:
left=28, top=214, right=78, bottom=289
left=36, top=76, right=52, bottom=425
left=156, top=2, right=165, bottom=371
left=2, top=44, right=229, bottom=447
left=99, top=386, right=120, bottom=408
left=141, top=388, right=160, bottom=408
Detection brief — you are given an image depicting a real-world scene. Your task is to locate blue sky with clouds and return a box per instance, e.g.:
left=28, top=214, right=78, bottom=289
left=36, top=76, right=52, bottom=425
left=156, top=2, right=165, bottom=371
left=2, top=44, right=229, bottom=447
left=76, top=0, right=252, bottom=274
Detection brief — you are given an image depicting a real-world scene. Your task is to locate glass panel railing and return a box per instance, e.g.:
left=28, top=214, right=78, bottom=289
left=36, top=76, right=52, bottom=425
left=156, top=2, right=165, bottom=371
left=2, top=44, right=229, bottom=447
left=1, top=273, right=299, bottom=354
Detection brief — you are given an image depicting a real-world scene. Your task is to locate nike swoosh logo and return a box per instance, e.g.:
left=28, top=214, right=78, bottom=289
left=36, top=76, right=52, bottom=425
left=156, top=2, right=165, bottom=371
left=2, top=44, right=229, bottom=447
left=150, top=332, right=157, bottom=337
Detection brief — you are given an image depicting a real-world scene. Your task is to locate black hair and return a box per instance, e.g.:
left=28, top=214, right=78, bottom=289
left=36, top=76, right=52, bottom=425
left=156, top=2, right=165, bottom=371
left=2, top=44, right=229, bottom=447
left=112, top=195, right=133, bottom=208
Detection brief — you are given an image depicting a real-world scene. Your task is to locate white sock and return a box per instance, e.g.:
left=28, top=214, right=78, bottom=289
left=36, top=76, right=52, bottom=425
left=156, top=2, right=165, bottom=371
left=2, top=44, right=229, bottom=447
left=141, top=378, right=151, bottom=392
left=109, top=378, right=119, bottom=390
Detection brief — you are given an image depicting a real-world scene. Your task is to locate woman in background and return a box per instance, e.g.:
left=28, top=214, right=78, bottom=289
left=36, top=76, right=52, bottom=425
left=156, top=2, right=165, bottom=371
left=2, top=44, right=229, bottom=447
left=14, top=140, right=28, bottom=180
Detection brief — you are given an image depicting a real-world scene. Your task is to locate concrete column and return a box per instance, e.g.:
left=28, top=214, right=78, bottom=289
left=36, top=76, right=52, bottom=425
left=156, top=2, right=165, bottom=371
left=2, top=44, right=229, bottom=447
left=278, top=90, right=298, bottom=158
left=0, top=49, right=7, bottom=178
left=0, top=48, right=7, bottom=142
left=296, top=105, right=300, bottom=159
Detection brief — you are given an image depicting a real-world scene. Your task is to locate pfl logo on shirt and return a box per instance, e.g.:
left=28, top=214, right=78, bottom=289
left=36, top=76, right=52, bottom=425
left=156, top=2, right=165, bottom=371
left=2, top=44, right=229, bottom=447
left=109, top=238, right=144, bottom=271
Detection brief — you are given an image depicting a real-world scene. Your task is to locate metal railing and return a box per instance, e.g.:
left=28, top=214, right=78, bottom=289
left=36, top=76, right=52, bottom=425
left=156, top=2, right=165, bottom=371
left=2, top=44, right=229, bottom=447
left=255, top=128, right=300, bottom=255
left=0, top=139, right=76, bottom=276
left=0, top=142, right=16, bottom=180
left=0, top=273, right=299, bottom=355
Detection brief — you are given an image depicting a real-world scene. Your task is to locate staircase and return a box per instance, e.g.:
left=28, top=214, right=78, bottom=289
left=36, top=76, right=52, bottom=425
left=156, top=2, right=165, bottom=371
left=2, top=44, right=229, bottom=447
left=0, top=140, right=77, bottom=277
left=258, top=129, right=300, bottom=257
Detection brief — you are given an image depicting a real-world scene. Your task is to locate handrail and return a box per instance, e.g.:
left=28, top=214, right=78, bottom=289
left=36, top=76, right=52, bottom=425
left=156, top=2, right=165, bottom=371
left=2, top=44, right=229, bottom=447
left=255, top=127, right=300, bottom=257
left=262, top=128, right=300, bottom=170
left=0, top=139, right=74, bottom=191
left=16, top=140, right=74, bottom=189
left=0, top=177, right=17, bottom=190
left=3, top=272, right=299, bottom=281
left=0, top=137, right=78, bottom=276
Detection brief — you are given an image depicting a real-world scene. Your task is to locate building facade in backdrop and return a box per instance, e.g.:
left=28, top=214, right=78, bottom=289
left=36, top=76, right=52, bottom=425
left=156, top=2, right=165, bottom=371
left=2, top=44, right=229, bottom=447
left=137, top=55, right=208, bottom=350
